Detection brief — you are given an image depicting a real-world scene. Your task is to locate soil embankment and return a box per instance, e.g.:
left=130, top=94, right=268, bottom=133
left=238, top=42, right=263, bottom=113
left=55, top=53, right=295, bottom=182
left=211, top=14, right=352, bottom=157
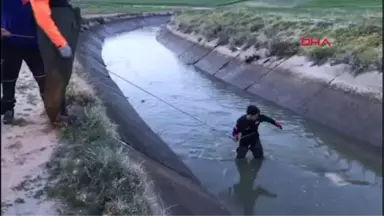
left=156, top=24, right=382, bottom=149
left=77, top=13, right=230, bottom=215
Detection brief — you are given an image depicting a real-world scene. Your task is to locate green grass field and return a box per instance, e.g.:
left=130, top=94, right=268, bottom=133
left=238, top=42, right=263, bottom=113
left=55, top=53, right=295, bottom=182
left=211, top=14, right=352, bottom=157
left=74, top=0, right=382, bottom=17
left=73, top=0, right=382, bottom=13
left=76, top=0, right=381, bottom=9
left=73, top=0, right=247, bottom=13
left=299, top=0, right=381, bottom=8
left=78, top=5, right=177, bottom=14
left=241, top=0, right=382, bottom=8
left=74, top=0, right=247, bottom=6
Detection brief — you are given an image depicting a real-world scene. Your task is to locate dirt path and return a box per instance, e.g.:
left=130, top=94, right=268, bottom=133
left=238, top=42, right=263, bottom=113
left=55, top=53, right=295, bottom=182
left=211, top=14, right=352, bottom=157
left=1, top=63, right=59, bottom=215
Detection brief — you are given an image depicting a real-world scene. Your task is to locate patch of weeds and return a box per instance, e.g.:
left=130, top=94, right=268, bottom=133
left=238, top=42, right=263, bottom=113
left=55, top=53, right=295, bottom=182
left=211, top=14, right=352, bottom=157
left=271, top=20, right=299, bottom=31
left=269, top=39, right=301, bottom=57
left=47, top=105, right=159, bottom=215
left=46, top=70, right=165, bottom=216
left=66, top=72, right=97, bottom=106
left=178, top=23, right=195, bottom=34
left=315, top=20, right=334, bottom=29
left=173, top=8, right=382, bottom=73
left=254, top=40, right=268, bottom=50
left=303, top=46, right=337, bottom=62
left=240, top=33, right=258, bottom=50
left=229, top=34, right=247, bottom=48
left=216, top=32, right=230, bottom=46
left=249, top=23, right=264, bottom=32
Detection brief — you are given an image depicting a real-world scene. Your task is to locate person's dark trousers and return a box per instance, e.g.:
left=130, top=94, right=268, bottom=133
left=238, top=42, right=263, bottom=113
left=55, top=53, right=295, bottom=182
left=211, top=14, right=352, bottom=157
left=1, top=41, right=46, bottom=115
left=36, top=6, right=81, bottom=124
left=236, top=136, right=264, bottom=159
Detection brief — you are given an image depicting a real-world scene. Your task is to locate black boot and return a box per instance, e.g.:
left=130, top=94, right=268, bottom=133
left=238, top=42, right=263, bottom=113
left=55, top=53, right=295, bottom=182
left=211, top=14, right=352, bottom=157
left=1, top=98, right=7, bottom=115
left=3, top=109, right=15, bottom=124
left=1, top=98, right=15, bottom=122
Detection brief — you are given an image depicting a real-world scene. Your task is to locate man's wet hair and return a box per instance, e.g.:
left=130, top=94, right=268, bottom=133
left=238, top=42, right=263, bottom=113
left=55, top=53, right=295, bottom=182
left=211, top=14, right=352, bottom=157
left=247, top=105, right=260, bottom=115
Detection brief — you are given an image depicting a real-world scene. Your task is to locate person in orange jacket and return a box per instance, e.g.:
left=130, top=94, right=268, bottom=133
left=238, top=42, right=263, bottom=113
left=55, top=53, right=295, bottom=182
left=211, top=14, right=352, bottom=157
left=29, top=0, right=81, bottom=126
left=29, top=0, right=73, bottom=58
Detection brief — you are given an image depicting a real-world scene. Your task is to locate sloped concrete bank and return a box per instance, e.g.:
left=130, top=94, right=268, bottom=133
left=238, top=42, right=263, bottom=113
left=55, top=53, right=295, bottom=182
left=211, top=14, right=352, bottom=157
left=77, top=14, right=230, bottom=215
left=156, top=26, right=383, bottom=149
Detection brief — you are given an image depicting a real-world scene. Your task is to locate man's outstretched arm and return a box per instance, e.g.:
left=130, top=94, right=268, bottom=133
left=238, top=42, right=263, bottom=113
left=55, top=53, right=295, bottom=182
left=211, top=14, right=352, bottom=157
left=260, top=115, right=282, bottom=129
left=29, top=0, right=68, bottom=49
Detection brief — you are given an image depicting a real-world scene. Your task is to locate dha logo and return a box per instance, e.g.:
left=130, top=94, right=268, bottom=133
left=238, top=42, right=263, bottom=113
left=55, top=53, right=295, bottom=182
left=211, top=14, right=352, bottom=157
left=301, top=38, right=332, bottom=47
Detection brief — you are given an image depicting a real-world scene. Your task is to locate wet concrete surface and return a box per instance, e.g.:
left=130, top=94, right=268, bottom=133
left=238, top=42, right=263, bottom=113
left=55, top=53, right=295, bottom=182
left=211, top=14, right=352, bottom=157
left=101, top=27, right=382, bottom=215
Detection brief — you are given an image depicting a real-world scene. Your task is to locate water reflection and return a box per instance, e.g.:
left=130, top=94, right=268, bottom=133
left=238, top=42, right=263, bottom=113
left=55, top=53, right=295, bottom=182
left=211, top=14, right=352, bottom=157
left=229, top=159, right=277, bottom=215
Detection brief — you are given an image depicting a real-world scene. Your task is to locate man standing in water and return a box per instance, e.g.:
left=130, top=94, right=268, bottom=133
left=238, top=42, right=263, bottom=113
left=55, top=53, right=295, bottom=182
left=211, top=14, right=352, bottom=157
left=232, top=105, right=283, bottom=159
left=29, top=0, right=80, bottom=126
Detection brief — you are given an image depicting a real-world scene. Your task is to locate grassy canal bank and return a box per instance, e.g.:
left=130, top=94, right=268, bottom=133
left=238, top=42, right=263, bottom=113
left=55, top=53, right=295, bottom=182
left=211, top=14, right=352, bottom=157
left=170, top=0, right=382, bottom=74
left=1, top=59, right=164, bottom=215
left=44, top=62, right=166, bottom=215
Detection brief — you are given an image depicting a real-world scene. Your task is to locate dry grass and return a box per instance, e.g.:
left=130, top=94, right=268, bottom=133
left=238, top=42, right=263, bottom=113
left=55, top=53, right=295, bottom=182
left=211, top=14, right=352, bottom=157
left=44, top=63, right=166, bottom=215
left=171, top=7, right=382, bottom=73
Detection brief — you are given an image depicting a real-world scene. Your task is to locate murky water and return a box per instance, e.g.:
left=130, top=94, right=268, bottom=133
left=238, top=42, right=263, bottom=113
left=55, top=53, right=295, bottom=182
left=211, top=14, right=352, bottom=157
left=101, top=27, right=382, bottom=215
